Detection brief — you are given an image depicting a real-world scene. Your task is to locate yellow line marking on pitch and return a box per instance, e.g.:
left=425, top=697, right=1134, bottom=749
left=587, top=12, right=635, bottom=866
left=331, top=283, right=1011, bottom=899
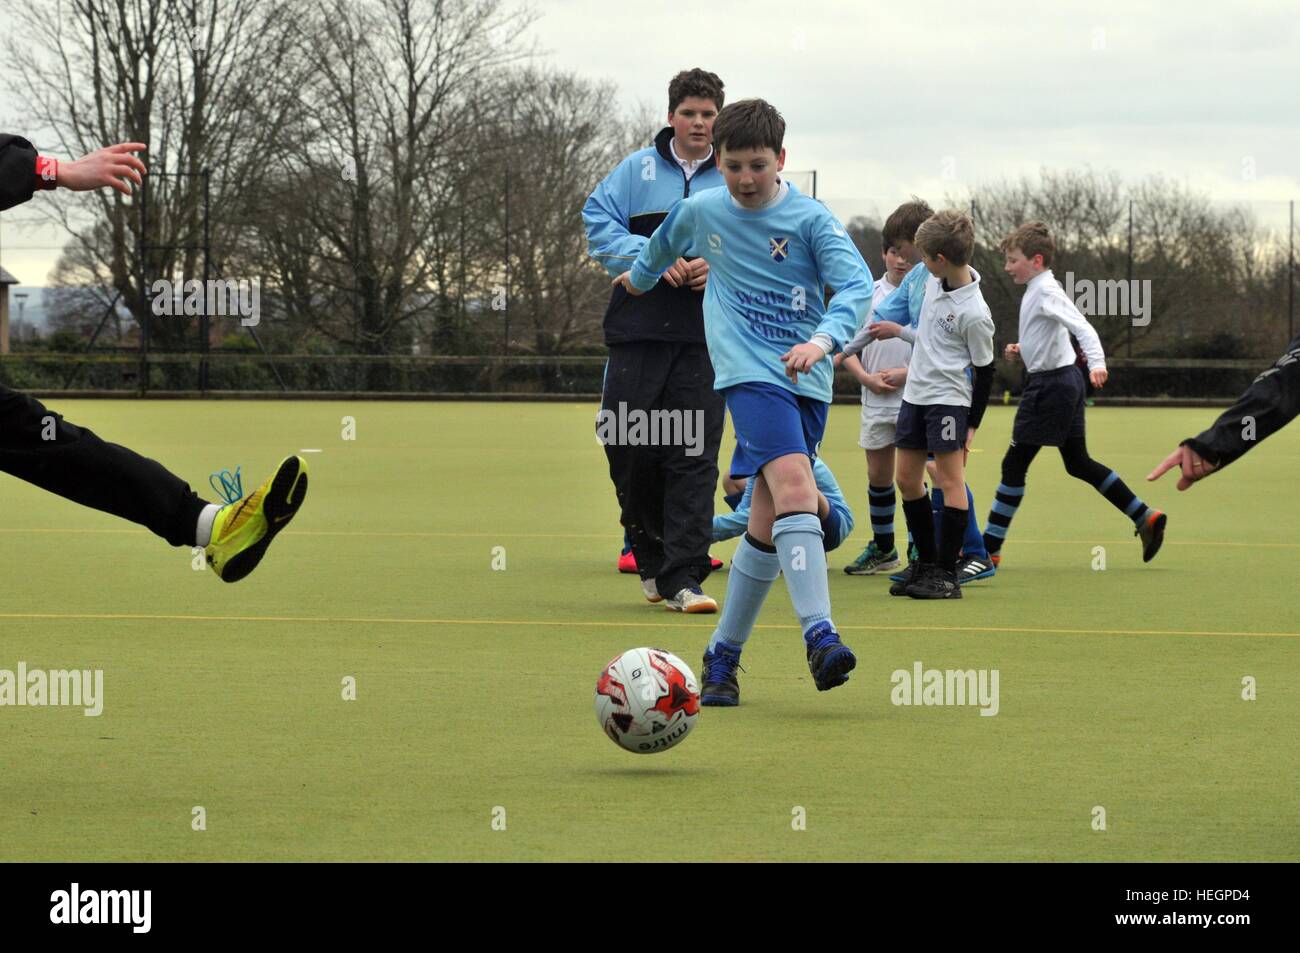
left=0, top=612, right=1294, bottom=638
left=0, top=528, right=1296, bottom=548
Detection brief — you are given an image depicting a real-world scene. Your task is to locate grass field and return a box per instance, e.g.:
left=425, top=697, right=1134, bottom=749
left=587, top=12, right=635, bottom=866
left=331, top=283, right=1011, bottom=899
left=1, top=399, right=1296, bottom=862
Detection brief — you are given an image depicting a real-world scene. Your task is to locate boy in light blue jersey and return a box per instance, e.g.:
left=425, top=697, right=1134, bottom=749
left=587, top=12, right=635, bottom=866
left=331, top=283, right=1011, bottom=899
left=713, top=455, right=854, bottom=552
left=614, top=99, right=871, bottom=706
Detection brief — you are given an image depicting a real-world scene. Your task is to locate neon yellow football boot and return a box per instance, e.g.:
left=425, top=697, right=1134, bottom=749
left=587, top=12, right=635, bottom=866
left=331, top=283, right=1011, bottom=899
left=204, top=456, right=309, bottom=583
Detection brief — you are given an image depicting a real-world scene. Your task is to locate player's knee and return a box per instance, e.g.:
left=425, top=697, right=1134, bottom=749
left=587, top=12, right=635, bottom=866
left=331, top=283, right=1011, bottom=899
left=865, top=449, right=894, bottom=486
left=763, top=457, right=816, bottom=510
left=1061, top=450, right=1097, bottom=481
left=932, top=471, right=964, bottom=499
left=896, top=472, right=926, bottom=498
left=1001, top=451, right=1030, bottom=484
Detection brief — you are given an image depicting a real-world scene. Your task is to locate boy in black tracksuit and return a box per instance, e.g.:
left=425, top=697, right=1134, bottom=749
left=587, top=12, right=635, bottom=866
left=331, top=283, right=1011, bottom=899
left=582, top=69, right=727, bottom=613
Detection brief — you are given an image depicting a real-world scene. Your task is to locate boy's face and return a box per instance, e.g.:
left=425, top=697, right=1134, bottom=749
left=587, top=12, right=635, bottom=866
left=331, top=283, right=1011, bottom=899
left=718, top=145, right=786, bottom=208
left=883, top=243, right=913, bottom=284
left=668, top=96, right=719, bottom=159
left=1003, top=247, right=1045, bottom=285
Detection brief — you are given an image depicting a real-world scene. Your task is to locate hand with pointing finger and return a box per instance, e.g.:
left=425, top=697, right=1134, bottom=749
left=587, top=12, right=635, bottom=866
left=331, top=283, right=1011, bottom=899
left=1148, top=444, right=1219, bottom=491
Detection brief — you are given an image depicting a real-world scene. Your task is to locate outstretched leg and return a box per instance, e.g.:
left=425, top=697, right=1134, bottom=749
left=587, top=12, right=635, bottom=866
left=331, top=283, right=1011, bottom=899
left=0, top=386, right=309, bottom=581
left=1059, top=432, right=1166, bottom=562
left=0, top=386, right=206, bottom=546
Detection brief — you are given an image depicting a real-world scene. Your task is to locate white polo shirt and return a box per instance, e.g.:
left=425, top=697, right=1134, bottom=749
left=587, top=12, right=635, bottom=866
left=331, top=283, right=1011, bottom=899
left=863, top=276, right=911, bottom=413
left=1018, top=269, right=1106, bottom=373
left=901, top=268, right=995, bottom=408
left=669, top=137, right=713, bottom=177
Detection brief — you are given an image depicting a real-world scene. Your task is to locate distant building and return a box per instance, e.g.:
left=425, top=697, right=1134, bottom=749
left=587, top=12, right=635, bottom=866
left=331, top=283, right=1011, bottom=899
left=0, top=265, right=18, bottom=354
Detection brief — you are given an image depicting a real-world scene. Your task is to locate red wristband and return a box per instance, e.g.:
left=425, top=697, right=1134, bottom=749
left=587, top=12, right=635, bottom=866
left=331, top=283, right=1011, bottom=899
left=35, top=155, right=58, bottom=190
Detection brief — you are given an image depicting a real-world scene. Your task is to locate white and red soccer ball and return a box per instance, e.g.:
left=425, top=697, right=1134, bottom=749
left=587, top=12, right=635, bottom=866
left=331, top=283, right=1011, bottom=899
left=594, top=648, right=700, bottom=754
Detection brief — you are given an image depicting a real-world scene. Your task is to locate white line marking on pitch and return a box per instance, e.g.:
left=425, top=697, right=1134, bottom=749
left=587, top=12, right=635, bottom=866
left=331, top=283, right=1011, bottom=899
left=300, top=449, right=323, bottom=453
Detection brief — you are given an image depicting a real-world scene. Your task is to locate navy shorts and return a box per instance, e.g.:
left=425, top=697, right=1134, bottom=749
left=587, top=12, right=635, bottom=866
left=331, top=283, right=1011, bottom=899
left=895, top=399, right=968, bottom=453
left=723, top=382, right=828, bottom=478
left=1013, top=364, right=1086, bottom=447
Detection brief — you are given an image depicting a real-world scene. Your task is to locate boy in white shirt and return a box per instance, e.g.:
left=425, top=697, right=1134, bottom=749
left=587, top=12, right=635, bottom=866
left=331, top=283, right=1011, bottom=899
left=868, top=210, right=995, bottom=599
left=984, top=221, right=1167, bottom=563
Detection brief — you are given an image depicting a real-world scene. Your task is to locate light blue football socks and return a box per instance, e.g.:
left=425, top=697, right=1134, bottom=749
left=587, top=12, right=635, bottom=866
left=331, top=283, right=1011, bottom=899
left=708, top=533, right=781, bottom=652
left=772, top=512, right=832, bottom=632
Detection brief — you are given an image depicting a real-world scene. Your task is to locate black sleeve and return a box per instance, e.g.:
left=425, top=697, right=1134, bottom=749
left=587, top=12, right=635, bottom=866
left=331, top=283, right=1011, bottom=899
left=967, top=361, right=995, bottom=430
left=0, top=133, right=40, bottom=211
left=1183, top=331, right=1300, bottom=470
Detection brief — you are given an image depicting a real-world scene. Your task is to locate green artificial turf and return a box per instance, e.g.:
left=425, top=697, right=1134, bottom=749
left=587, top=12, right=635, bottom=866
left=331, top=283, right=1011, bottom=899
left=0, top=400, right=1295, bottom=861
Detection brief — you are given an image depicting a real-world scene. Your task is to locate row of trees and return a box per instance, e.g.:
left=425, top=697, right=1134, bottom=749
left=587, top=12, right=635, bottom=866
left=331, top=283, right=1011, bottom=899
left=848, top=169, right=1294, bottom=362
left=6, top=2, right=1295, bottom=368
left=10, top=0, right=652, bottom=364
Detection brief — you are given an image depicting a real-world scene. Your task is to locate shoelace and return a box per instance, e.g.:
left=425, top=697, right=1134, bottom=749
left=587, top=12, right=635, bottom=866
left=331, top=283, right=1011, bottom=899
left=209, top=466, right=244, bottom=505
left=704, top=650, right=743, bottom=682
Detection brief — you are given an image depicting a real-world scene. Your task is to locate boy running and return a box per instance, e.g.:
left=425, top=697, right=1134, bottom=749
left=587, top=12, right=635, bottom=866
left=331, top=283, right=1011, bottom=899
left=613, top=99, right=872, bottom=705
left=984, top=222, right=1166, bottom=563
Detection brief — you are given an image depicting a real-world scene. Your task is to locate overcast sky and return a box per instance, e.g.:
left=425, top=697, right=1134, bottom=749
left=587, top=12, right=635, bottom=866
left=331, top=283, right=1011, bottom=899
left=2, top=0, right=1297, bottom=286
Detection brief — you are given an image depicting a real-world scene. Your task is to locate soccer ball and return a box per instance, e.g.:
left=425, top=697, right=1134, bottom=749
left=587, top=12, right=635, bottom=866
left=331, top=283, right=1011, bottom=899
left=594, top=648, right=700, bottom=754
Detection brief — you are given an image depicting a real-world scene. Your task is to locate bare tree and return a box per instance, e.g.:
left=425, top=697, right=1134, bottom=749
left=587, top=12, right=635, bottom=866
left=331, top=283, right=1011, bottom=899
left=5, top=0, right=311, bottom=355
left=253, top=0, right=535, bottom=377
left=475, top=68, right=643, bottom=355
left=961, top=169, right=1287, bottom=360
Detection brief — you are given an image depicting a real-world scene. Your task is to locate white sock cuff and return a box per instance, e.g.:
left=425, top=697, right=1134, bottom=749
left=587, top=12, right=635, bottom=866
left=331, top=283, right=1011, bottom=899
left=195, top=503, right=222, bottom=547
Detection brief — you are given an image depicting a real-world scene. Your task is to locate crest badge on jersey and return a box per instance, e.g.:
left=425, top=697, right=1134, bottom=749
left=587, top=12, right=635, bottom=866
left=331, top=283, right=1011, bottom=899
left=768, top=237, right=789, bottom=262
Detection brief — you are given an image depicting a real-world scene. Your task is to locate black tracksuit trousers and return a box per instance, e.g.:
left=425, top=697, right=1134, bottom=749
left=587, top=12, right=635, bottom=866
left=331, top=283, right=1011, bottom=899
left=601, top=342, right=724, bottom=598
left=0, top=385, right=207, bottom=547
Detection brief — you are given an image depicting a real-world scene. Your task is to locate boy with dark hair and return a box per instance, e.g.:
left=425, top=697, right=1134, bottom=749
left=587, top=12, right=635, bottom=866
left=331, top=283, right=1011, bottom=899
left=584, top=68, right=727, bottom=613
left=614, top=98, right=872, bottom=704
left=0, top=134, right=308, bottom=582
left=839, top=199, right=927, bottom=575
left=986, top=221, right=1166, bottom=563
left=867, top=210, right=995, bottom=598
